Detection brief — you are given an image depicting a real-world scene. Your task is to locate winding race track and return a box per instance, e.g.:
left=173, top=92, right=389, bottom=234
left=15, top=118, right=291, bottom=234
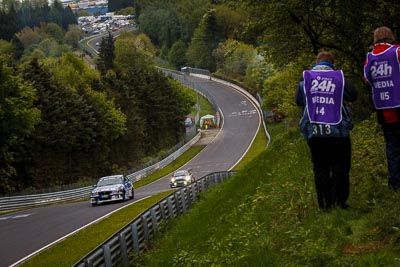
left=0, top=75, right=261, bottom=267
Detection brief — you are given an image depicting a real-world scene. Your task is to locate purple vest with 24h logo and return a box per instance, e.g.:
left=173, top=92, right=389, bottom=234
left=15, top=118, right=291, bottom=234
left=303, top=70, right=344, bottom=125
left=364, top=45, right=400, bottom=109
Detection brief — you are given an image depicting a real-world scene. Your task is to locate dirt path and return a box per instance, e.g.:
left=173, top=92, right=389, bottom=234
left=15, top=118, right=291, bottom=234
left=195, top=129, right=220, bottom=146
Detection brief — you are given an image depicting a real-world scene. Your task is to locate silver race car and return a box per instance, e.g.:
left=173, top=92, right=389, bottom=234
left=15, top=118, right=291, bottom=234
left=90, top=175, right=134, bottom=206
left=170, top=169, right=195, bottom=188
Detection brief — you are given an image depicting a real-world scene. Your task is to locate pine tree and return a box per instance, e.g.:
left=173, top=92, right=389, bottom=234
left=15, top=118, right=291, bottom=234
left=61, top=6, right=77, bottom=30
left=98, top=31, right=115, bottom=74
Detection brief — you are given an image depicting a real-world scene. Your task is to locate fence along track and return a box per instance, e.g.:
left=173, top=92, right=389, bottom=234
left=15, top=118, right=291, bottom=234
left=0, top=132, right=200, bottom=212
left=73, top=171, right=236, bottom=267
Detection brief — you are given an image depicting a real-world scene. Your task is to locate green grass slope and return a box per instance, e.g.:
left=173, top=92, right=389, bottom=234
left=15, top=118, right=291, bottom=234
left=134, top=118, right=400, bottom=267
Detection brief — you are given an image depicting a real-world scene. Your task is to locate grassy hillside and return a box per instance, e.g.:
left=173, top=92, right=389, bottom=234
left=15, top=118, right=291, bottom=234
left=133, top=117, right=400, bottom=267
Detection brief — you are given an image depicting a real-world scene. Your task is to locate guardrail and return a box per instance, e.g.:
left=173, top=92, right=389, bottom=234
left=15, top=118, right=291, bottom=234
left=0, top=187, right=91, bottom=212
left=73, top=171, right=237, bottom=267
left=0, top=132, right=200, bottom=212
left=159, top=68, right=221, bottom=127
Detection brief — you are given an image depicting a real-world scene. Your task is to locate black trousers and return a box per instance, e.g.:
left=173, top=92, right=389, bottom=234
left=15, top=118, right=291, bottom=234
left=307, top=137, right=351, bottom=209
left=382, top=123, right=400, bottom=191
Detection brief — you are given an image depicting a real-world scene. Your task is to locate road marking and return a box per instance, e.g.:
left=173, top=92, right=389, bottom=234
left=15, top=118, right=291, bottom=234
left=229, top=109, right=257, bottom=117
left=0, top=214, right=34, bottom=220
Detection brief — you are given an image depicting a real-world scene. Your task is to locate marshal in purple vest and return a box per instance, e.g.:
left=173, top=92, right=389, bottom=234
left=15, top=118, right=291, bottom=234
left=364, top=45, right=400, bottom=109
left=303, top=70, right=344, bottom=124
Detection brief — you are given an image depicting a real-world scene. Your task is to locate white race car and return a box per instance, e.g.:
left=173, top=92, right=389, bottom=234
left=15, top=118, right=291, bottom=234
left=90, top=175, right=134, bottom=206
left=170, top=169, right=195, bottom=188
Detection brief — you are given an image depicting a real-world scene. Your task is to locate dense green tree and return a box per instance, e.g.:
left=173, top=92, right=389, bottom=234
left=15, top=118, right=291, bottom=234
left=108, top=0, right=134, bottom=13
left=0, top=40, right=15, bottom=62
left=23, top=58, right=97, bottom=153
left=168, top=40, right=187, bottom=69
left=0, top=4, right=20, bottom=41
left=244, top=52, right=274, bottom=95
left=36, top=38, right=59, bottom=57
left=214, top=5, right=246, bottom=40
left=134, top=33, right=156, bottom=57
left=113, top=36, right=190, bottom=154
left=116, top=6, right=135, bottom=16
left=64, top=24, right=83, bottom=49
left=138, top=8, right=180, bottom=47
left=214, top=39, right=256, bottom=78
left=97, top=31, right=115, bottom=74
left=16, top=26, right=41, bottom=48
left=60, top=6, right=76, bottom=30
left=48, top=0, right=63, bottom=27
left=22, top=56, right=126, bottom=186
left=10, top=34, right=25, bottom=61
left=23, top=59, right=97, bottom=186
left=136, top=0, right=212, bottom=45
left=109, top=37, right=148, bottom=161
left=41, top=22, right=64, bottom=43
left=0, top=56, right=40, bottom=193
left=20, top=38, right=70, bottom=62
left=18, top=0, right=35, bottom=29
left=186, top=9, right=222, bottom=71
left=49, top=52, right=100, bottom=91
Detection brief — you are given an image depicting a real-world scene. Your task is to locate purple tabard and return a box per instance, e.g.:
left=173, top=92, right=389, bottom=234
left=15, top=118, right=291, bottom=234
left=364, top=45, right=400, bottom=109
left=303, top=70, right=344, bottom=124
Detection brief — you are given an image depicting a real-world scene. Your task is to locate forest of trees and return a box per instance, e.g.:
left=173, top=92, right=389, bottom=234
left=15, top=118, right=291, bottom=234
left=137, top=0, right=399, bottom=123
left=0, top=0, right=195, bottom=194
left=1, top=0, right=400, bottom=194
left=0, top=0, right=76, bottom=41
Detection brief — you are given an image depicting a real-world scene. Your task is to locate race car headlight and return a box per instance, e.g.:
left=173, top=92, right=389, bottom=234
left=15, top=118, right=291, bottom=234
left=171, top=178, right=175, bottom=183
left=185, top=176, right=190, bottom=181
left=91, top=192, right=99, bottom=197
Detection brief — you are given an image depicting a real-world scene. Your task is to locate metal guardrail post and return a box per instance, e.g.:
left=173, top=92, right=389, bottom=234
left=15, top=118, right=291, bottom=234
left=103, top=243, right=112, bottom=267
left=84, top=258, right=93, bottom=267
left=131, top=223, right=139, bottom=254
left=141, top=215, right=150, bottom=248
left=199, top=178, right=205, bottom=192
left=188, top=184, right=195, bottom=204
left=173, top=192, right=180, bottom=216
left=180, top=188, right=187, bottom=214
left=159, top=201, right=166, bottom=221
left=167, top=196, right=174, bottom=218
left=118, top=233, right=129, bottom=267
left=150, top=208, right=158, bottom=232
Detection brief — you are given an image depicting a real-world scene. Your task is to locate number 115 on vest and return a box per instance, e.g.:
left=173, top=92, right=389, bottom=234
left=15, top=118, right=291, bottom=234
left=380, top=91, right=390, bottom=101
